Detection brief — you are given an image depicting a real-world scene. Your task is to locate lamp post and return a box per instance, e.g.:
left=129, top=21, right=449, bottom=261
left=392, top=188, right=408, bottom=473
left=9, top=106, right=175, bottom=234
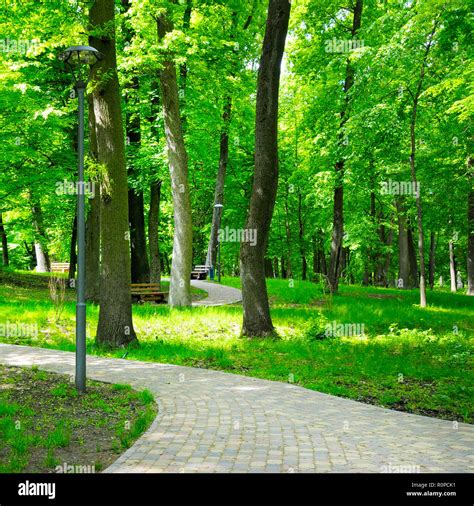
left=58, top=46, right=102, bottom=393
left=214, top=203, right=223, bottom=283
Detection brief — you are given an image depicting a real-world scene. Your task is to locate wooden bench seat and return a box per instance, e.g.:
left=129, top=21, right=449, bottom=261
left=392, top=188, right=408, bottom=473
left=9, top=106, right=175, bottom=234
left=191, top=265, right=209, bottom=280
left=51, top=262, right=70, bottom=273
left=131, top=283, right=168, bottom=304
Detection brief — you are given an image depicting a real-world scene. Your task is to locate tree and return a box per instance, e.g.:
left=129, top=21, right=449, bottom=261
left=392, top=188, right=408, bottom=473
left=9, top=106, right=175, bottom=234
left=90, top=0, right=137, bottom=347
left=240, top=0, right=291, bottom=337
left=157, top=4, right=193, bottom=307
left=327, top=0, right=363, bottom=294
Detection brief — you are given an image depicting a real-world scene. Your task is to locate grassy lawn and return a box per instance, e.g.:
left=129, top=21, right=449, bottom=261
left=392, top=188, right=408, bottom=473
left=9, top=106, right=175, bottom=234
left=0, top=364, right=156, bottom=473
left=0, top=270, right=472, bottom=423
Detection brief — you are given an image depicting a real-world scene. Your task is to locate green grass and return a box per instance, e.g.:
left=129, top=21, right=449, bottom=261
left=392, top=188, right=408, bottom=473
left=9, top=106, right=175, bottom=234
left=0, top=364, right=157, bottom=473
left=0, top=271, right=472, bottom=423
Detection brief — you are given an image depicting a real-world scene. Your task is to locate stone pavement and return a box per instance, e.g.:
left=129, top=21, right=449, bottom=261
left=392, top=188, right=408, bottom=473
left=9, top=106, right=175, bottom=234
left=191, top=279, right=242, bottom=306
left=0, top=344, right=472, bottom=473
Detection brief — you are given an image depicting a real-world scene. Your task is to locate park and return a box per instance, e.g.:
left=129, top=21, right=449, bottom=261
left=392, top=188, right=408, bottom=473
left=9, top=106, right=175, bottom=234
left=0, top=0, right=472, bottom=502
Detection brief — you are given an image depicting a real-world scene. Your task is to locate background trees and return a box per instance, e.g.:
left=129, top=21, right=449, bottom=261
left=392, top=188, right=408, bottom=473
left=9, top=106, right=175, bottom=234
left=0, top=0, right=472, bottom=345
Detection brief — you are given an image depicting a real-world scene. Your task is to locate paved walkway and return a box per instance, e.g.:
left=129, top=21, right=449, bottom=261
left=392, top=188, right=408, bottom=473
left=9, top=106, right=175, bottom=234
left=0, top=344, right=472, bottom=473
left=191, top=280, right=242, bottom=307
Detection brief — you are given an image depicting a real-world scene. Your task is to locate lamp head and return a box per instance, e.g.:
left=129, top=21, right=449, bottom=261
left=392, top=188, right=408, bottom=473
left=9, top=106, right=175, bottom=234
left=58, top=45, right=103, bottom=65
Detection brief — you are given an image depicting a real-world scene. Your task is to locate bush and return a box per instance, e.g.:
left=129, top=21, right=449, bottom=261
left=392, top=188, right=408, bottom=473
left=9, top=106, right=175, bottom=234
left=303, top=313, right=330, bottom=340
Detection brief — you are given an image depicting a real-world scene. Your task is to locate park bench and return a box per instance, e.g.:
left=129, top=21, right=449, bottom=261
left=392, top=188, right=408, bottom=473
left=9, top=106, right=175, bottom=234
left=131, top=283, right=168, bottom=304
left=51, top=262, right=70, bottom=273
left=191, top=265, right=209, bottom=280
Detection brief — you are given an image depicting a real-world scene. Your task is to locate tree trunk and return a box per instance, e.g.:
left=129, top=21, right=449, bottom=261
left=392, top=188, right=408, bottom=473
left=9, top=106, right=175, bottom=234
left=129, top=190, right=150, bottom=283
left=428, top=231, right=436, bottom=290
left=157, top=11, right=193, bottom=306
left=68, top=213, right=77, bottom=282
left=0, top=213, right=9, bottom=266
left=407, top=223, right=419, bottom=288
left=298, top=191, right=307, bottom=280
left=328, top=0, right=363, bottom=294
left=273, top=257, right=279, bottom=278
left=396, top=199, right=410, bottom=289
left=240, top=0, right=290, bottom=337
left=467, top=157, right=474, bottom=295
left=281, top=256, right=287, bottom=279
left=449, top=240, right=457, bottom=293
left=29, top=195, right=50, bottom=272
left=90, top=0, right=137, bottom=347
left=206, top=97, right=231, bottom=268
left=148, top=180, right=162, bottom=285
left=264, top=258, right=274, bottom=278
left=283, top=189, right=293, bottom=279
left=407, top=21, right=438, bottom=307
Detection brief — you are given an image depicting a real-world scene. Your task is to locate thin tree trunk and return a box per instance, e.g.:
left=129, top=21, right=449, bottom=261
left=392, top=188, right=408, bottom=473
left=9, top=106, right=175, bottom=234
left=407, top=21, right=438, bottom=306
left=148, top=180, right=162, bottom=285
left=328, top=0, right=363, bottom=294
left=29, top=194, right=50, bottom=272
left=240, top=0, right=290, bottom=336
left=396, top=198, right=410, bottom=289
left=449, top=240, right=457, bottom=292
left=0, top=213, right=9, bottom=266
left=264, top=258, right=274, bottom=278
left=467, top=157, right=474, bottom=295
left=273, top=257, right=279, bottom=278
left=298, top=191, right=307, bottom=280
left=428, top=231, right=436, bottom=290
left=407, top=223, right=419, bottom=288
left=206, top=97, right=231, bottom=268
left=129, top=189, right=150, bottom=283
left=68, top=213, right=77, bottom=282
left=90, top=0, right=137, bottom=347
left=157, top=10, right=193, bottom=306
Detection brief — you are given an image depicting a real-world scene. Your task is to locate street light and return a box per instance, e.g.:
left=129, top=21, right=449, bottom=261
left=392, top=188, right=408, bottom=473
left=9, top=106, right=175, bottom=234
left=58, top=45, right=102, bottom=393
left=214, top=204, right=223, bottom=283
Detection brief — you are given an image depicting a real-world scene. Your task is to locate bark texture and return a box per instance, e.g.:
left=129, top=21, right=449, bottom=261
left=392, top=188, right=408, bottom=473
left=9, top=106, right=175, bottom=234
left=240, top=0, right=290, bottom=337
left=90, top=0, right=137, bottom=347
left=157, top=11, right=193, bottom=306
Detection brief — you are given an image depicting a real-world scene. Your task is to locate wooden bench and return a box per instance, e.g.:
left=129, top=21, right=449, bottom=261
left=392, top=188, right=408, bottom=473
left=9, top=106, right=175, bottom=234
left=191, top=265, right=209, bottom=280
left=51, top=262, right=70, bottom=273
left=131, top=283, right=168, bottom=304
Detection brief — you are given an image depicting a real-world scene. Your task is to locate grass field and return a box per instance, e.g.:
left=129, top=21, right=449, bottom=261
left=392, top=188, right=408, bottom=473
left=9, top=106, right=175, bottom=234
left=0, top=270, right=472, bottom=423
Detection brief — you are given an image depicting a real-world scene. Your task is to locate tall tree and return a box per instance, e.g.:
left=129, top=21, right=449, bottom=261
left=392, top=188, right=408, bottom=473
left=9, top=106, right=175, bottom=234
left=467, top=157, right=474, bottom=295
left=240, top=0, right=291, bottom=337
left=157, top=5, right=193, bottom=306
left=327, top=0, right=363, bottom=294
left=90, top=0, right=137, bottom=347
left=406, top=20, right=439, bottom=307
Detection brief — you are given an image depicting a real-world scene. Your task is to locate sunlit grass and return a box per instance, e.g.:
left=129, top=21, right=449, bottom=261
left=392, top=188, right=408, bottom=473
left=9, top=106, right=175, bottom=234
left=0, top=272, right=472, bottom=422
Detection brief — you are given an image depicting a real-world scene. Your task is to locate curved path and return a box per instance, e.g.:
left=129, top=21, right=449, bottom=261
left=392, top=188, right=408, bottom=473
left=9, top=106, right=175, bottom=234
left=0, top=344, right=472, bottom=473
left=191, top=279, right=242, bottom=306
